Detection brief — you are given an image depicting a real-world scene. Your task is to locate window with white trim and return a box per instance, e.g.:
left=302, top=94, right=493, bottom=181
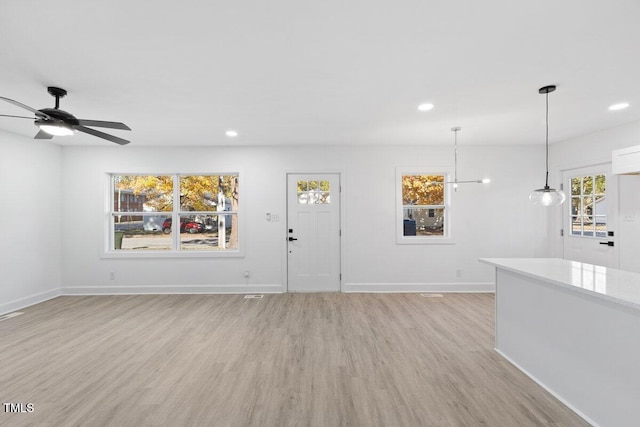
left=397, top=169, right=451, bottom=243
left=109, top=174, right=239, bottom=253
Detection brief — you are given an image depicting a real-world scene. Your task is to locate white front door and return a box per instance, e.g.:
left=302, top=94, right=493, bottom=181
left=562, top=164, right=618, bottom=268
left=287, top=173, right=341, bottom=292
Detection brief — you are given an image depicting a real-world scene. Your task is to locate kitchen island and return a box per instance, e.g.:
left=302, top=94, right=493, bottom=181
left=480, top=258, right=640, bottom=427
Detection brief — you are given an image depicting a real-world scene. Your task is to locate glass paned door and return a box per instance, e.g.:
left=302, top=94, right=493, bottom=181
left=563, top=165, right=618, bottom=268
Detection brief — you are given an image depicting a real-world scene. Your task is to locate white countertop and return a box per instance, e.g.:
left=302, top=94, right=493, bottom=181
left=480, top=258, right=640, bottom=311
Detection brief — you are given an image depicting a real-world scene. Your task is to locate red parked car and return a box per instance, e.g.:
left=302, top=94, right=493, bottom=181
left=162, top=218, right=205, bottom=234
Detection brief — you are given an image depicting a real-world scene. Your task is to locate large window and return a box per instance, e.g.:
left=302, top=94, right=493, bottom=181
left=109, top=174, right=239, bottom=254
left=570, top=174, right=606, bottom=237
left=397, top=169, right=451, bottom=244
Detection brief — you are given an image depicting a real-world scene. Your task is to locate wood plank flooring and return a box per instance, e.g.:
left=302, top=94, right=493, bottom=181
left=0, top=293, right=589, bottom=426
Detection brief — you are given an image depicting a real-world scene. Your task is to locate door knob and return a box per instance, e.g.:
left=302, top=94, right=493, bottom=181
left=288, top=237, right=298, bottom=241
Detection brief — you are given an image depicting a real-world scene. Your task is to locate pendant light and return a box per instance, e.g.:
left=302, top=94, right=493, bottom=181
left=529, top=85, right=566, bottom=206
left=446, top=126, right=490, bottom=191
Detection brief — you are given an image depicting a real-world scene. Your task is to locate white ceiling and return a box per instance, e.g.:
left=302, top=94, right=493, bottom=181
left=1, top=0, right=639, bottom=147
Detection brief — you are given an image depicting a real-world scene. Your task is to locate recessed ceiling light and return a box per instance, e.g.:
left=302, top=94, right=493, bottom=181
left=417, top=103, right=434, bottom=112
left=225, top=130, right=238, bottom=137
left=609, top=102, right=630, bottom=111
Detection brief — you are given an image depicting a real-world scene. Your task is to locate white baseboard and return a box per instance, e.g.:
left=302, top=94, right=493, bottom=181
left=61, top=284, right=284, bottom=295
left=495, top=348, right=598, bottom=427
left=0, top=288, right=61, bottom=316
left=4, top=283, right=490, bottom=313
left=343, top=282, right=495, bottom=293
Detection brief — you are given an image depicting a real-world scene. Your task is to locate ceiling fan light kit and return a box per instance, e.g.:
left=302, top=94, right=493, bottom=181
left=37, top=123, right=75, bottom=136
left=0, top=86, right=132, bottom=145
left=35, top=87, right=76, bottom=136
left=529, top=85, right=566, bottom=206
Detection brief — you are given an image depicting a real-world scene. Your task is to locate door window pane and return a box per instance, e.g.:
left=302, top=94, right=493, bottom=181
left=571, top=216, right=581, bottom=235
left=595, top=174, right=606, bottom=195
left=569, top=174, right=607, bottom=238
left=297, top=180, right=330, bottom=204
left=571, top=197, right=581, bottom=215
left=595, top=217, right=607, bottom=237
left=571, top=177, right=581, bottom=196
left=584, top=197, right=593, bottom=215
left=582, top=176, right=593, bottom=195
left=583, top=216, right=594, bottom=236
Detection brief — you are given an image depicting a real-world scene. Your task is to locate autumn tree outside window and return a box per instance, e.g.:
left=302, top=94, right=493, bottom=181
left=109, top=174, right=239, bottom=254
left=397, top=168, right=452, bottom=244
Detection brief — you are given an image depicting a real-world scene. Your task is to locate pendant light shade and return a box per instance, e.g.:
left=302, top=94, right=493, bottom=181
left=529, top=85, right=565, bottom=206
left=529, top=187, right=566, bottom=206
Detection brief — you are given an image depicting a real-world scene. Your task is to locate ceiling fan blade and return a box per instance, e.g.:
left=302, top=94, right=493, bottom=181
left=34, top=130, right=54, bottom=139
left=75, top=125, right=130, bottom=145
left=77, top=119, right=131, bottom=130
left=0, top=114, right=35, bottom=119
left=0, top=96, right=50, bottom=119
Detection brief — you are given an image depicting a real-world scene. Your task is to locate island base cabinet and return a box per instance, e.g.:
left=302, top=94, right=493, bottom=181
left=495, top=269, right=640, bottom=427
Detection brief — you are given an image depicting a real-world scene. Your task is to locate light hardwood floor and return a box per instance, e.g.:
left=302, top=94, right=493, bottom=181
left=0, top=293, right=588, bottom=426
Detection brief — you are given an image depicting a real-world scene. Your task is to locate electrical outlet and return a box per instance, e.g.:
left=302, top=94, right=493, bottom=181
left=109, top=272, right=115, bottom=280
left=456, top=269, right=463, bottom=278
left=271, top=214, right=280, bottom=222
left=244, top=270, right=250, bottom=278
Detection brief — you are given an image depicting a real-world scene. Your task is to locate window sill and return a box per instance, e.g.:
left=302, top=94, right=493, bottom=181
left=396, top=237, right=456, bottom=245
left=101, top=250, right=244, bottom=259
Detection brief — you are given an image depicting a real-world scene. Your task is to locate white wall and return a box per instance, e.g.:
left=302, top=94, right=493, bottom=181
left=0, top=132, right=61, bottom=314
left=551, top=120, right=640, bottom=272
left=3, top=120, right=637, bottom=307
left=60, top=144, right=548, bottom=294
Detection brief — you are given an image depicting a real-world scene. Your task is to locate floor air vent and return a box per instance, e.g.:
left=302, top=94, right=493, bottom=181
left=244, top=294, right=264, bottom=299
left=0, top=312, right=24, bottom=321
left=420, top=293, right=444, bottom=298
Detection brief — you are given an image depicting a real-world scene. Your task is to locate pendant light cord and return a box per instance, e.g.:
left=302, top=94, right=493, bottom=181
left=454, top=129, right=458, bottom=183
left=530, top=84, right=563, bottom=205
left=545, top=90, right=550, bottom=189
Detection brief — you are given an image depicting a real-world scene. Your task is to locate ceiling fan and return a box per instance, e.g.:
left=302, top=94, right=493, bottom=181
left=0, top=86, right=131, bottom=145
